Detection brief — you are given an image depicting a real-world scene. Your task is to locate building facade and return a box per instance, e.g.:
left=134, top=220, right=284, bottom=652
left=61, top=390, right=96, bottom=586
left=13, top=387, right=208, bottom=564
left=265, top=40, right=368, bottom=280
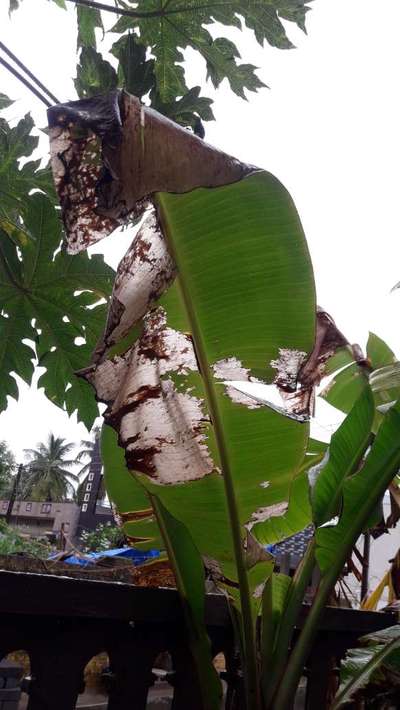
left=76, top=438, right=114, bottom=535
left=0, top=500, right=80, bottom=540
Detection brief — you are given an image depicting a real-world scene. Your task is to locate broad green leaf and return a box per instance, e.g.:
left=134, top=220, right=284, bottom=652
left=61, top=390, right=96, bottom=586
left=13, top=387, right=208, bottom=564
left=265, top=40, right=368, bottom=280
left=77, top=6, right=103, bottom=48
left=322, top=346, right=355, bottom=376
left=150, top=170, right=315, bottom=583
left=321, top=335, right=398, bottom=415
left=316, top=397, right=400, bottom=575
left=370, top=362, right=400, bottom=397
left=0, top=193, right=115, bottom=427
left=309, top=388, right=374, bottom=527
left=332, top=626, right=400, bottom=709
left=367, top=331, right=396, bottom=369
left=253, top=472, right=311, bottom=545
left=75, top=48, right=118, bottom=99
left=307, top=438, right=329, bottom=455
left=151, top=496, right=222, bottom=710
left=261, top=572, right=292, bottom=702
left=253, top=438, right=327, bottom=545
left=321, top=362, right=368, bottom=413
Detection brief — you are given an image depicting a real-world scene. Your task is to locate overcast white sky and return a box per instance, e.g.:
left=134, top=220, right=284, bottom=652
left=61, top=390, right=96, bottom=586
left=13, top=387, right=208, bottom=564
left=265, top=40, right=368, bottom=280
left=1, top=0, right=400, bottom=461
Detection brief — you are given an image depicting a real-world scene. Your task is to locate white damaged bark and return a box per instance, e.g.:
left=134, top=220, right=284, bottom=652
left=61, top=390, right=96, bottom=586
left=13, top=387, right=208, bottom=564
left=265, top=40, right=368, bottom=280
left=270, top=348, right=307, bottom=391
left=212, top=357, right=263, bottom=409
left=93, top=212, right=176, bottom=362
left=82, top=307, right=215, bottom=484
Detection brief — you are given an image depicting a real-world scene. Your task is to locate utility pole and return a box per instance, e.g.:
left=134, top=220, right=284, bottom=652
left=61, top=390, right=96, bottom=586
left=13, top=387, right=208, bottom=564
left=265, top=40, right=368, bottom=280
left=360, top=531, right=371, bottom=603
left=5, top=463, right=24, bottom=524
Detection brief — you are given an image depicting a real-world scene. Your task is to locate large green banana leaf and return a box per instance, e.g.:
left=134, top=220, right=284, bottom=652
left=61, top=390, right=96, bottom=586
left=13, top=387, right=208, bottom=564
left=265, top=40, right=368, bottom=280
left=88, top=169, right=316, bottom=590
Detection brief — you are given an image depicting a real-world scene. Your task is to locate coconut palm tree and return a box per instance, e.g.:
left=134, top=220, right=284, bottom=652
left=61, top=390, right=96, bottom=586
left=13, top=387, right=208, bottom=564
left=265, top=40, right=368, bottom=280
left=23, top=434, right=80, bottom=502
left=76, top=426, right=100, bottom=479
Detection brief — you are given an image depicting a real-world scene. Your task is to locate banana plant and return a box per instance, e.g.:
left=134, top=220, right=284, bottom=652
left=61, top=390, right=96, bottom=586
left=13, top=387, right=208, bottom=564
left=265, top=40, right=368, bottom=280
left=332, top=626, right=400, bottom=709
left=46, top=91, right=400, bottom=710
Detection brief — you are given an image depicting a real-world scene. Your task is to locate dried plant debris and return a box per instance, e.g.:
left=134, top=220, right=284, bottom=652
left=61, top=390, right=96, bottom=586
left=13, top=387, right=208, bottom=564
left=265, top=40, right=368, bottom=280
left=48, top=90, right=254, bottom=254
left=82, top=307, right=216, bottom=484
left=243, top=530, right=274, bottom=569
left=298, top=308, right=349, bottom=387
left=266, top=309, right=351, bottom=418
left=48, top=92, right=125, bottom=253
left=93, top=211, right=176, bottom=362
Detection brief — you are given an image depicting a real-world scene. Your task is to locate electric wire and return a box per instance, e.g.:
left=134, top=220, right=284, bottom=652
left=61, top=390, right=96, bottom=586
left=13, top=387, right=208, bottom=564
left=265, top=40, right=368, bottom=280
left=65, top=0, right=140, bottom=18
left=0, top=56, right=53, bottom=108
left=0, top=40, right=60, bottom=105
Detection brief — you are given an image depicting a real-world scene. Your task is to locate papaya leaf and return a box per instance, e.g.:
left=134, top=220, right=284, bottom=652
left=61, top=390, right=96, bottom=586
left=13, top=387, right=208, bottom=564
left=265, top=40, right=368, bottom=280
left=111, top=0, right=312, bottom=102
left=111, top=33, right=156, bottom=100
left=0, top=193, right=115, bottom=427
left=75, top=47, right=118, bottom=99
left=77, top=5, right=103, bottom=49
left=0, top=114, right=54, bottom=219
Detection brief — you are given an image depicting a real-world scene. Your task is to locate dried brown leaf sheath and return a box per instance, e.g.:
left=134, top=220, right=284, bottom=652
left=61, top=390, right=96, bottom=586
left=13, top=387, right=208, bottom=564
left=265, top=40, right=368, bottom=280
left=47, top=91, right=253, bottom=254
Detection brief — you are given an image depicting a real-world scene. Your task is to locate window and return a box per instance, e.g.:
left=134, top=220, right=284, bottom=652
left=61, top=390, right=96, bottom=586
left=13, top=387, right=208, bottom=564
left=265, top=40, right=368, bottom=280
left=88, top=473, right=94, bottom=481
left=14, top=503, right=20, bottom=512
left=41, top=503, right=51, bottom=514
left=81, top=503, right=88, bottom=512
left=2, top=502, right=8, bottom=510
left=86, top=483, right=92, bottom=492
left=83, top=493, right=90, bottom=502
left=25, top=503, right=32, bottom=511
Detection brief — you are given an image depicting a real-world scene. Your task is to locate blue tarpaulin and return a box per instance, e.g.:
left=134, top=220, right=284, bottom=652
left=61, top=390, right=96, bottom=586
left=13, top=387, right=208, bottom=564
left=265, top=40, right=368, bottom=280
left=49, top=547, right=160, bottom=567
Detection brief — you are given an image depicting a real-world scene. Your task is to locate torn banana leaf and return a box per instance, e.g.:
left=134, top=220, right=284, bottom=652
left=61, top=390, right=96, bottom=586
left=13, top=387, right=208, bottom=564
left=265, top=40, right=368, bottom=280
left=82, top=171, right=316, bottom=588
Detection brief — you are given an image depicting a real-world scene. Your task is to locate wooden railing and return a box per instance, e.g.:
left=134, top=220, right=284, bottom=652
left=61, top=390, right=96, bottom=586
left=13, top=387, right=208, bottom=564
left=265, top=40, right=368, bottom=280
left=0, top=568, right=396, bottom=709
